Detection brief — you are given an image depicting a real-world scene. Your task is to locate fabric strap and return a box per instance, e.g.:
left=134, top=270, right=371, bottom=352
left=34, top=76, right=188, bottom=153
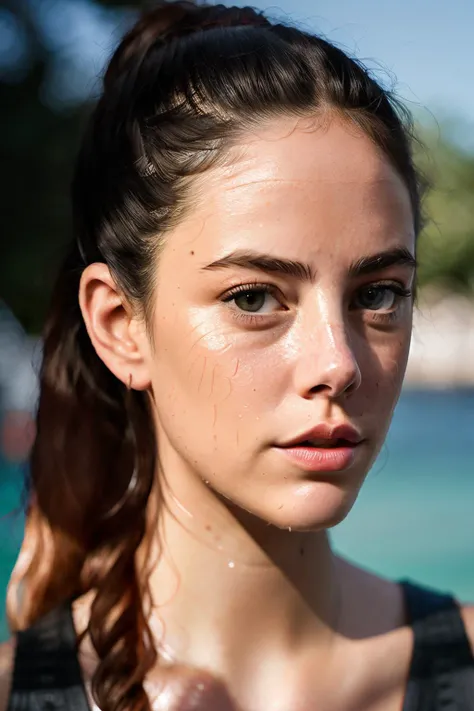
left=7, top=603, right=89, bottom=711
left=401, top=580, right=474, bottom=711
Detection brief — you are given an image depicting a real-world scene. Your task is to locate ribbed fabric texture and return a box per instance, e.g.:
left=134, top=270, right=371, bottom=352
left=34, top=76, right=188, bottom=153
left=401, top=580, right=474, bottom=710
left=7, top=604, right=89, bottom=711
left=7, top=581, right=474, bottom=710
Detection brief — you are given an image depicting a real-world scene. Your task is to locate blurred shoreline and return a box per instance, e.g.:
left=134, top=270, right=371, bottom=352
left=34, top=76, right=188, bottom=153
left=405, top=293, right=474, bottom=387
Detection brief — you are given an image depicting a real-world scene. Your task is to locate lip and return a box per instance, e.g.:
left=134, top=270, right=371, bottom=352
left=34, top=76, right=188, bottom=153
left=276, top=443, right=359, bottom=472
left=279, top=422, right=363, bottom=448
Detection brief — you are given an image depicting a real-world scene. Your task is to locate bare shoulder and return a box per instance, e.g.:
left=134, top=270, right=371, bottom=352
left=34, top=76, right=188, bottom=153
left=0, top=639, right=15, bottom=711
left=461, top=605, right=474, bottom=653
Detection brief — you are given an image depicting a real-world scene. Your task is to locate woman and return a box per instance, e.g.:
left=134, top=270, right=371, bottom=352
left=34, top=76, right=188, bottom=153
left=1, top=2, right=473, bottom=710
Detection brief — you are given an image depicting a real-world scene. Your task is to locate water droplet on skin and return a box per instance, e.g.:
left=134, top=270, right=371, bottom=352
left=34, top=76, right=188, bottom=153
left=228, top=561, right=235, bottom=568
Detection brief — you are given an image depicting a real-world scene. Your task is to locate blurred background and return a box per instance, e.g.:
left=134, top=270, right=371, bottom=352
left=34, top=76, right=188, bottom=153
left=1, top=0, right=473, bottom=641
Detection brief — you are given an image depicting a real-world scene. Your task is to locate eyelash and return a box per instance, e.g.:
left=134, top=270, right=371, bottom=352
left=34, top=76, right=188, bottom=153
left=222, top=281, right=279, bottom=299
left=221, top=281, right=412, bottom=325
left=221, top=281, right=285, bottom=325
left=353, top=283, right=413, bottom=324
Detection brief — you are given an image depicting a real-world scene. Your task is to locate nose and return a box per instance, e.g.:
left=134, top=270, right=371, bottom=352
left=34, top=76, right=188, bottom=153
left=293, top=304, right=362, bottom=400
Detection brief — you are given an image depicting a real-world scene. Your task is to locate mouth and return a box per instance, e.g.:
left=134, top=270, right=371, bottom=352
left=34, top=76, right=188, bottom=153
left=293, top=438, right=358, bottom=449
left=275, top=440, right=363, bottom=473
left=280, top=422, right=364, bottom=449
left=275, top=424, right=365, bottom=473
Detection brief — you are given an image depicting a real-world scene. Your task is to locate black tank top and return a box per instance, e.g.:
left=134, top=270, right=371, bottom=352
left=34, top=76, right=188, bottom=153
left=7, top=580, right=474, bottom=711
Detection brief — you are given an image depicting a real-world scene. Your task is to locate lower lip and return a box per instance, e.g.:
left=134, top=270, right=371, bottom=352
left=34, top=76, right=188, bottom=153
left=276, top=444, right=359, bottom=472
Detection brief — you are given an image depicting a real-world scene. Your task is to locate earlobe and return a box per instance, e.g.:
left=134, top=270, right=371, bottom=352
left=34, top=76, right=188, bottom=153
left=79, top=263, right=151, bottom=390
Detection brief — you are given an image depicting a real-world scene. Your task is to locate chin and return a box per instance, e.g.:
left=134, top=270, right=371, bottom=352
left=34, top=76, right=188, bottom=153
left=263, top=479, right=361, bottom=532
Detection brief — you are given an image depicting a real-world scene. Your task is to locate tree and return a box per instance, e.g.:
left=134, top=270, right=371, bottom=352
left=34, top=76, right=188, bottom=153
left=416, top=126, right=474, bottom=294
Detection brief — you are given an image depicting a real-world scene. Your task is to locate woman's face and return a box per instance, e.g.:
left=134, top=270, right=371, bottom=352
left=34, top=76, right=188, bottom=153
left=147, top=117, right=415, bottom=531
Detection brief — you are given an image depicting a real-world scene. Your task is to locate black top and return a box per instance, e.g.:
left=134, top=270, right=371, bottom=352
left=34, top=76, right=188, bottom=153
left=7, top=580, right=474, bottom=711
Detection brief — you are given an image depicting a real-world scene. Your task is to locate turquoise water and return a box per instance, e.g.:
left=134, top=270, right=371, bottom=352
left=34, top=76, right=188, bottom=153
left=1, top=389, right=473, bottom=640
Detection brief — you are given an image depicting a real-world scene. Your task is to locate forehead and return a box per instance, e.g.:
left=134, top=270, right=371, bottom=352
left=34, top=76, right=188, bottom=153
left=163, top=116, right=415, bottom=265
left=226, top=116, right=400, bottom=185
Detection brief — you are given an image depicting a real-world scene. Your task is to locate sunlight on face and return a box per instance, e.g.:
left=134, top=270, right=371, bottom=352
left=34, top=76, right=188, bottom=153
left=147, top=116, right=416, bottom=531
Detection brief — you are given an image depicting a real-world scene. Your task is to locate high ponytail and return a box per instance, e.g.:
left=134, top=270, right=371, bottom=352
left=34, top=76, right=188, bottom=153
left=7, top=1, right=423, bottom=710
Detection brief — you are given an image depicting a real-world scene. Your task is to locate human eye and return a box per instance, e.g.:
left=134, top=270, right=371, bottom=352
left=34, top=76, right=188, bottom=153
left=351, top=282, right=412, bottom=322
left=220, top=282, right=286, bottom=323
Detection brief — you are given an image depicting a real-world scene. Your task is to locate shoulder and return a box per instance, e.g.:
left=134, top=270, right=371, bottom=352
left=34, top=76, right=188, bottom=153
left=461, top=605, right=474, bottom=654
left=0, top=639, right=15, bottom=711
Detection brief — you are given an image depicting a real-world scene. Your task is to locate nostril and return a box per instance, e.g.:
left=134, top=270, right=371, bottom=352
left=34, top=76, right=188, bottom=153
left=308, top=383, right=330, bottom=395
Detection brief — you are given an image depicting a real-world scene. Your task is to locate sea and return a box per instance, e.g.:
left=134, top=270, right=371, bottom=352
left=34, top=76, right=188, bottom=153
left=1, top=388, right=473, bottom=641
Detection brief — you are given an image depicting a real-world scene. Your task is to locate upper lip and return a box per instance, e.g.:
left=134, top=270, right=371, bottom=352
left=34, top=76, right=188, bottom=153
left=279, top=423, right=364, bottom=448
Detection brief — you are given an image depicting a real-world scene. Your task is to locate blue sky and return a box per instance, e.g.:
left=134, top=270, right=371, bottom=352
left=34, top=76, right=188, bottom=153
left=2, top=0, right=473, bottom=148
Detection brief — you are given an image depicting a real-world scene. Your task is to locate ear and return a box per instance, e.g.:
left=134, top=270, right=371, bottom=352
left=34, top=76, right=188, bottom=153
left=79, top=263, right=151, bottom=390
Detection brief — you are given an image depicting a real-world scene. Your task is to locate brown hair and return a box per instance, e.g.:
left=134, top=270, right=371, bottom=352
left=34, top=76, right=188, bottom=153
left=7, top=2, right=424, bottom=710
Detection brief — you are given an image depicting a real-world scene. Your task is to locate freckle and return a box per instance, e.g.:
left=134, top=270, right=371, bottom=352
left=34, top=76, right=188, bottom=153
left=205, top=524, right=211, bottom=531
left=190, top=250, right=195, bottom=255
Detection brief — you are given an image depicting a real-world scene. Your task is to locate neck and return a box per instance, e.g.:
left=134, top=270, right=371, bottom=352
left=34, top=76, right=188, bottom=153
left=143, top=468, right=342, bottom=676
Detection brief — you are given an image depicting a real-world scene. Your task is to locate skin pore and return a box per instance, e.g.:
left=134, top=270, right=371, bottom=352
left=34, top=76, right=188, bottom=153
left=2, top=115, right=473, bottom=710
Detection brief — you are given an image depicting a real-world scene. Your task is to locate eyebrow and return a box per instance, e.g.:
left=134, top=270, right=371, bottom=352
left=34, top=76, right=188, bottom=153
left=348, top=247, right=417, bottom=277
left=203, top=246, right=416, bottom=281
left=203, top=251, right=315, bottom=281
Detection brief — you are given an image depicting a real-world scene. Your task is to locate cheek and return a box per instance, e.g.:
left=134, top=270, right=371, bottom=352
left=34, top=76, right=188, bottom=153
left=149, top=306, right=286, bottom=449
left=384, top=315, right=413, bottom=383
left=358, top=323, right=412, bottom=415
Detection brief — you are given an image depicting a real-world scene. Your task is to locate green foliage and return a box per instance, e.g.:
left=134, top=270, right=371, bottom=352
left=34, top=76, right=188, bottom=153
left=0, top=1, right=93, bottom=333
left=0, top=74, right=89, bottom=333
left=416, top=128, right=474, bottom=294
